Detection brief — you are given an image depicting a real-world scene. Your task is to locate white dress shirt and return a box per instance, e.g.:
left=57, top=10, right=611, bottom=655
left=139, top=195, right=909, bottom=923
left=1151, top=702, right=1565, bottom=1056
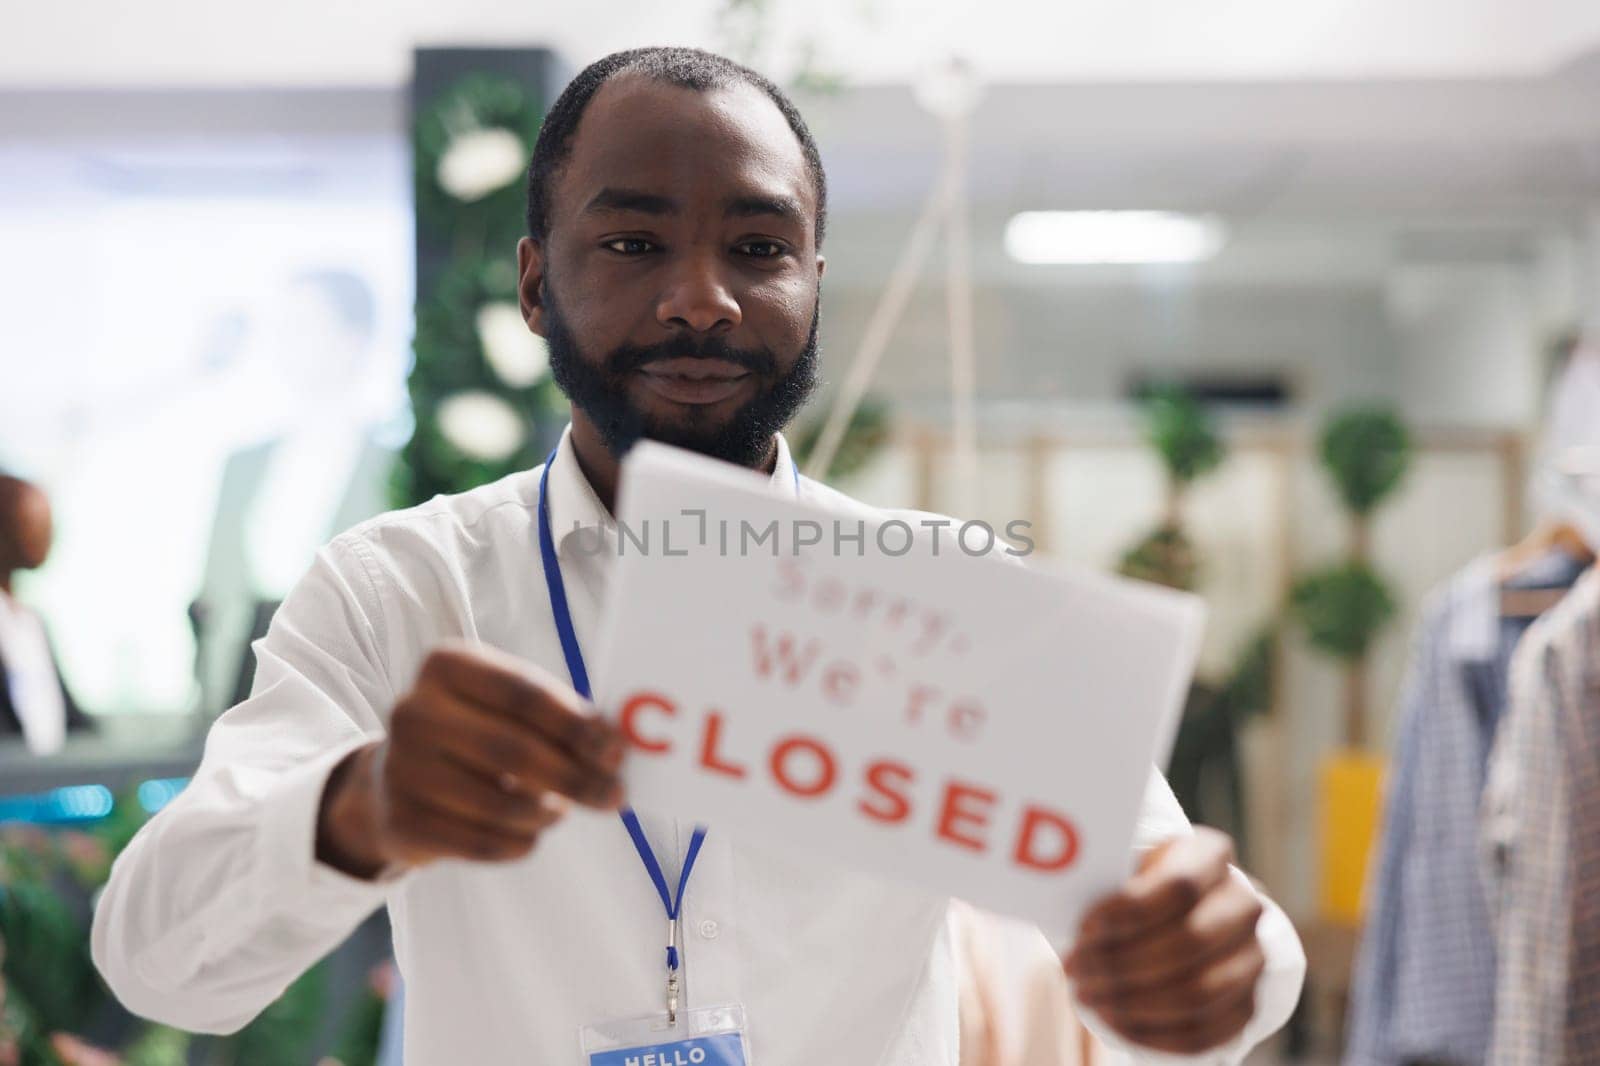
left=0, top=589, right=68, bottom=755
left=92, top=426, right=1304, bottom=1065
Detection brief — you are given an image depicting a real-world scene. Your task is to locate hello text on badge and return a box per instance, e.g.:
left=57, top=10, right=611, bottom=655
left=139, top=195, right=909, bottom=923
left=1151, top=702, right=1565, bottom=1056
left=587, top=1032, right=748, bottom=1066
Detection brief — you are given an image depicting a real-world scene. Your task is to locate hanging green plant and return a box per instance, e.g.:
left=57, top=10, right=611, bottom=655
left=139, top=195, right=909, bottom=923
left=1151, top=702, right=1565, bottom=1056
left=1289, top=561, right=1397, bottom=662
left=396, top=258, right=568, bottom=507
left=1143, top=384, right=1225, bottom=487
left=413, top=73, right=545, bottom=258
left=1118, top=385, right=1224, bottom=591
left=1320, top=408, right=1411, bottom=516
left=1119, top=523, right=1199, bottom=592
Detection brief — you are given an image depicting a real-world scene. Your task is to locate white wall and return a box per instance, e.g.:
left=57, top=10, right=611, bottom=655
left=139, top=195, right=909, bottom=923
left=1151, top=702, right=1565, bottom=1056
left=816, top=278, right=1403, bottom=414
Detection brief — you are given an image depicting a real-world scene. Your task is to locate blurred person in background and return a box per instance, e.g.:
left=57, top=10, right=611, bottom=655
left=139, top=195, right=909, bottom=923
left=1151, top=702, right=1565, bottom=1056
left=32, top=265, right=400, bottom=717
left=0, top=474, right=94, bottom=753
left=192, top=268, right=397, bottom=714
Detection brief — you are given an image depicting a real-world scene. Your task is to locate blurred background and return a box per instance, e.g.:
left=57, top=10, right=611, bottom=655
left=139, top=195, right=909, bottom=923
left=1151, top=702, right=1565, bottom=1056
left=4, top=1, right=1600, bottom=1063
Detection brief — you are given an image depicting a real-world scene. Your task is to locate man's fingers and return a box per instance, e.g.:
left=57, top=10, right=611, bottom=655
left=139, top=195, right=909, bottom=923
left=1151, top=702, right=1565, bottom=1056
left=396, top=688, right=544, bottom=780
left=388, top=744, right=566, bottom=836
left=510, top=734, right=626, bottom=809
left=412, top=688, right=624, bottom=809
left=1070, top=877, right=1263, bottom=993
left=384, top=792, right=541, bottom=865
left=1106, top=986, right=1257, bottom=1056
left=1075, top=829, right=1233, bottom=947
left=373, top=643, right=629, bottom=872
left=1061, top=827, right=1261, bottom=1056
left=1078, top=939, right=1266, bottom=1026
left=419, top=643, right=622, bottom=767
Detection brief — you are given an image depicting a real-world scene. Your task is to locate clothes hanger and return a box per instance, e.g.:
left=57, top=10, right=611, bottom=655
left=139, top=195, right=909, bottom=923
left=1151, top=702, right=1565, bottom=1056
left=1499, top=520, right=1592, bottom=579
left=1500, top=450, right=1600, bottom=618
left=1499, top=524, right=1592, bottom=618
left=1499, top=341, right=1600, bottom=620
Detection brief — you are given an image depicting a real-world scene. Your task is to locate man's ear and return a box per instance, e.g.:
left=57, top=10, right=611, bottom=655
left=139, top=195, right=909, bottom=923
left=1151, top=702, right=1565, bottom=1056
left=815, top=253, right=826, bottom=281
left=517, top=236, right=548, bottom=338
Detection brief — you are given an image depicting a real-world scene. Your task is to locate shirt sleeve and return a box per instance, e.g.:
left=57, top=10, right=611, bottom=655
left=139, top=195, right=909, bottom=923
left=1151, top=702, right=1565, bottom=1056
left=1072, top=769, right=1307, bottom=1065
left=91, top=532, right=404, bottom=1034
left=1482, top=633, right=1571, bottom=1065
left=1342, top=610, right=1432, bottom=1065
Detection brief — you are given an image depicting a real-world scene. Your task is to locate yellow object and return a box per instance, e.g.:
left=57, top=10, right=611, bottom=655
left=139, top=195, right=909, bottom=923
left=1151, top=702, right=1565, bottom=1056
left=1319, top=749, right=1386, bottom=926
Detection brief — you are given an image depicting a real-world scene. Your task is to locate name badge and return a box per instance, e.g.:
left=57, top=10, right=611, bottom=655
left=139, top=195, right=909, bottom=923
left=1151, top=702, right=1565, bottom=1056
left=586, top=1032, right=746, bottom=1066
left=581, top=1004, right=750, bottom=1066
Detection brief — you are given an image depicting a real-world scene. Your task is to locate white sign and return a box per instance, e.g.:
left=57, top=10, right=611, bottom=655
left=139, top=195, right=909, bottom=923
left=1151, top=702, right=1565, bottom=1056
left=592, top=443, right=1205, bottom=941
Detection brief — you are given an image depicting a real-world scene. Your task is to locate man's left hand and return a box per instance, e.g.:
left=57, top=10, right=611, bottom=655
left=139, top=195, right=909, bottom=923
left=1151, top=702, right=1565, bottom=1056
left=1062, top=827, right=1265, bottom=1055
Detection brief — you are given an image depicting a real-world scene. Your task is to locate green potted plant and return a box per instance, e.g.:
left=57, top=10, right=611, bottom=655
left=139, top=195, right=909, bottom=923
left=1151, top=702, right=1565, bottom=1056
left=0, top=800, right=378, bottom=1066
left=1288, top=406, right=1411, bottom=928
left=1289, top=408, right=1410, bottom=748
left=1118, top=385, right=1225, bottom=592
left=1117, top=387, right=1273, bottom=855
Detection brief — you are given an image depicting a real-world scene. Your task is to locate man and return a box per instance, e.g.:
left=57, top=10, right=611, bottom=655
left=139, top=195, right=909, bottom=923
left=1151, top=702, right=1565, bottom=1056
left=93, top=47, right=1303, bottom=1064
left=0, top=474, right=93, bottom=752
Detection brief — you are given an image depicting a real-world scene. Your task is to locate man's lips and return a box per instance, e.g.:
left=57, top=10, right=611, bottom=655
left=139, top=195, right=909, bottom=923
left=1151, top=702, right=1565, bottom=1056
left=634, top=358, right=755, bottom=405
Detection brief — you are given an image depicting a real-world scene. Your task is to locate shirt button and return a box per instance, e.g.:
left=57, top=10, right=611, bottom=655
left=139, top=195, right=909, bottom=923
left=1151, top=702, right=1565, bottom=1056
left=698, top=919, right=720, bottom=940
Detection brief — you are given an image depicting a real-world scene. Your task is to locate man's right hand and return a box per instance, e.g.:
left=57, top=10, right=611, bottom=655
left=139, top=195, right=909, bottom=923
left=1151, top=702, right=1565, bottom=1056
left=315, top=643, right=625, bottom=879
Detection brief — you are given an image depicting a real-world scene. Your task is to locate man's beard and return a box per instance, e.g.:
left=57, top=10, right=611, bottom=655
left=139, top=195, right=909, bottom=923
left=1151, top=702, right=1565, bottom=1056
left=543, top=283, right=820, bottom=468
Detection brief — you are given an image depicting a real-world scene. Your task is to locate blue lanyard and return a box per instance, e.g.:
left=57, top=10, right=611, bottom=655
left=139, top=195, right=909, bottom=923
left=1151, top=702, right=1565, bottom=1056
left=535, top=443, right=709, bottom=993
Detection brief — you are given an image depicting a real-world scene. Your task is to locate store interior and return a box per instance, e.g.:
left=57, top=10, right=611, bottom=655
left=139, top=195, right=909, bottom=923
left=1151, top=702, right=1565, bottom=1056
left=4, top=2, right=1600, bottom=1063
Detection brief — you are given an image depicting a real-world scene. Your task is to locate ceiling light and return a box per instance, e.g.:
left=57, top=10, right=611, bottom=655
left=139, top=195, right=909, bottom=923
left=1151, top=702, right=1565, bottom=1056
left=1004, top=211, right=1227, bottom=265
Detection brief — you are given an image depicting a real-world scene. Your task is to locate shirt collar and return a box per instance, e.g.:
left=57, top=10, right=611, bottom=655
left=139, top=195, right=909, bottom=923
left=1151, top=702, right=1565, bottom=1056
left=545, top=423, right=802, bottom=552
left=1448, top=546, right=1593, bottom=664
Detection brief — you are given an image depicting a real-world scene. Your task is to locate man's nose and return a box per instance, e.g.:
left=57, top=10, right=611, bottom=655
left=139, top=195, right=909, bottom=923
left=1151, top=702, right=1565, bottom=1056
left=656, top=253, right=742, bottom=334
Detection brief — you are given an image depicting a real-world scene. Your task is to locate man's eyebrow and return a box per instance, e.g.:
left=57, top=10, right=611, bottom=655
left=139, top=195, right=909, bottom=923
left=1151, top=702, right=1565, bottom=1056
left=724, top=194, right=806, bottom=227
left=581, top=187, right=679, bottom=217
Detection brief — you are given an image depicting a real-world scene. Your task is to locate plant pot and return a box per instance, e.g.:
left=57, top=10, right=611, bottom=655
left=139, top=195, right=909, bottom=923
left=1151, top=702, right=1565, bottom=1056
left=1317, top=747, right=1386, bottom=926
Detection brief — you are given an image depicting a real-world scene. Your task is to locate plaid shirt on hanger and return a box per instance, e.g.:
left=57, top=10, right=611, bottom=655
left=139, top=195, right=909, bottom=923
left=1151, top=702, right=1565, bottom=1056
left=1347, top=559, right=1507, bottom=1065
left=1349, top=551, right=1587, bottom=1066
left=1482, top=568, right=1600, bottom=1065
left=1555, top=573, right=1600, bottom=1064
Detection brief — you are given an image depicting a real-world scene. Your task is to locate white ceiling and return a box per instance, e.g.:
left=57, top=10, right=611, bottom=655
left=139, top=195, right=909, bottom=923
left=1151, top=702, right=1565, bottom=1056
left=6, top=1, right=1599, bottom=301
left=5, top=75, right=1597, bottom=291
left=5, top=0, right=1600, bottom=88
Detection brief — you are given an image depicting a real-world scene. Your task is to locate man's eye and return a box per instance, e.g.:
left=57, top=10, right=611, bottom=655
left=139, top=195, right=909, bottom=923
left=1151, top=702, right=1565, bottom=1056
left=603, top=238, right=655, bottom=255
left=737, top=241, right=785, bottom=258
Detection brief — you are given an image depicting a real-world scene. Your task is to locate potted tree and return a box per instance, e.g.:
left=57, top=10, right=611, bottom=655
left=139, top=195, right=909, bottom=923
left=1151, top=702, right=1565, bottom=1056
left=1289, top=407, right=1410, bottom=927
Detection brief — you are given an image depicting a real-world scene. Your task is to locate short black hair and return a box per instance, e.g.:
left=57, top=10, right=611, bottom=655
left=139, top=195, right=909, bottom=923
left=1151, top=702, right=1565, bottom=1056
left=525, top=47, right=827, bottom=246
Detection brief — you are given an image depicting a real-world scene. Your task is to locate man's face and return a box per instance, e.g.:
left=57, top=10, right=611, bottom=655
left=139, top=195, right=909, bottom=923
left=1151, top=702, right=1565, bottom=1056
left=520, top=75, right=825, bottom=467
